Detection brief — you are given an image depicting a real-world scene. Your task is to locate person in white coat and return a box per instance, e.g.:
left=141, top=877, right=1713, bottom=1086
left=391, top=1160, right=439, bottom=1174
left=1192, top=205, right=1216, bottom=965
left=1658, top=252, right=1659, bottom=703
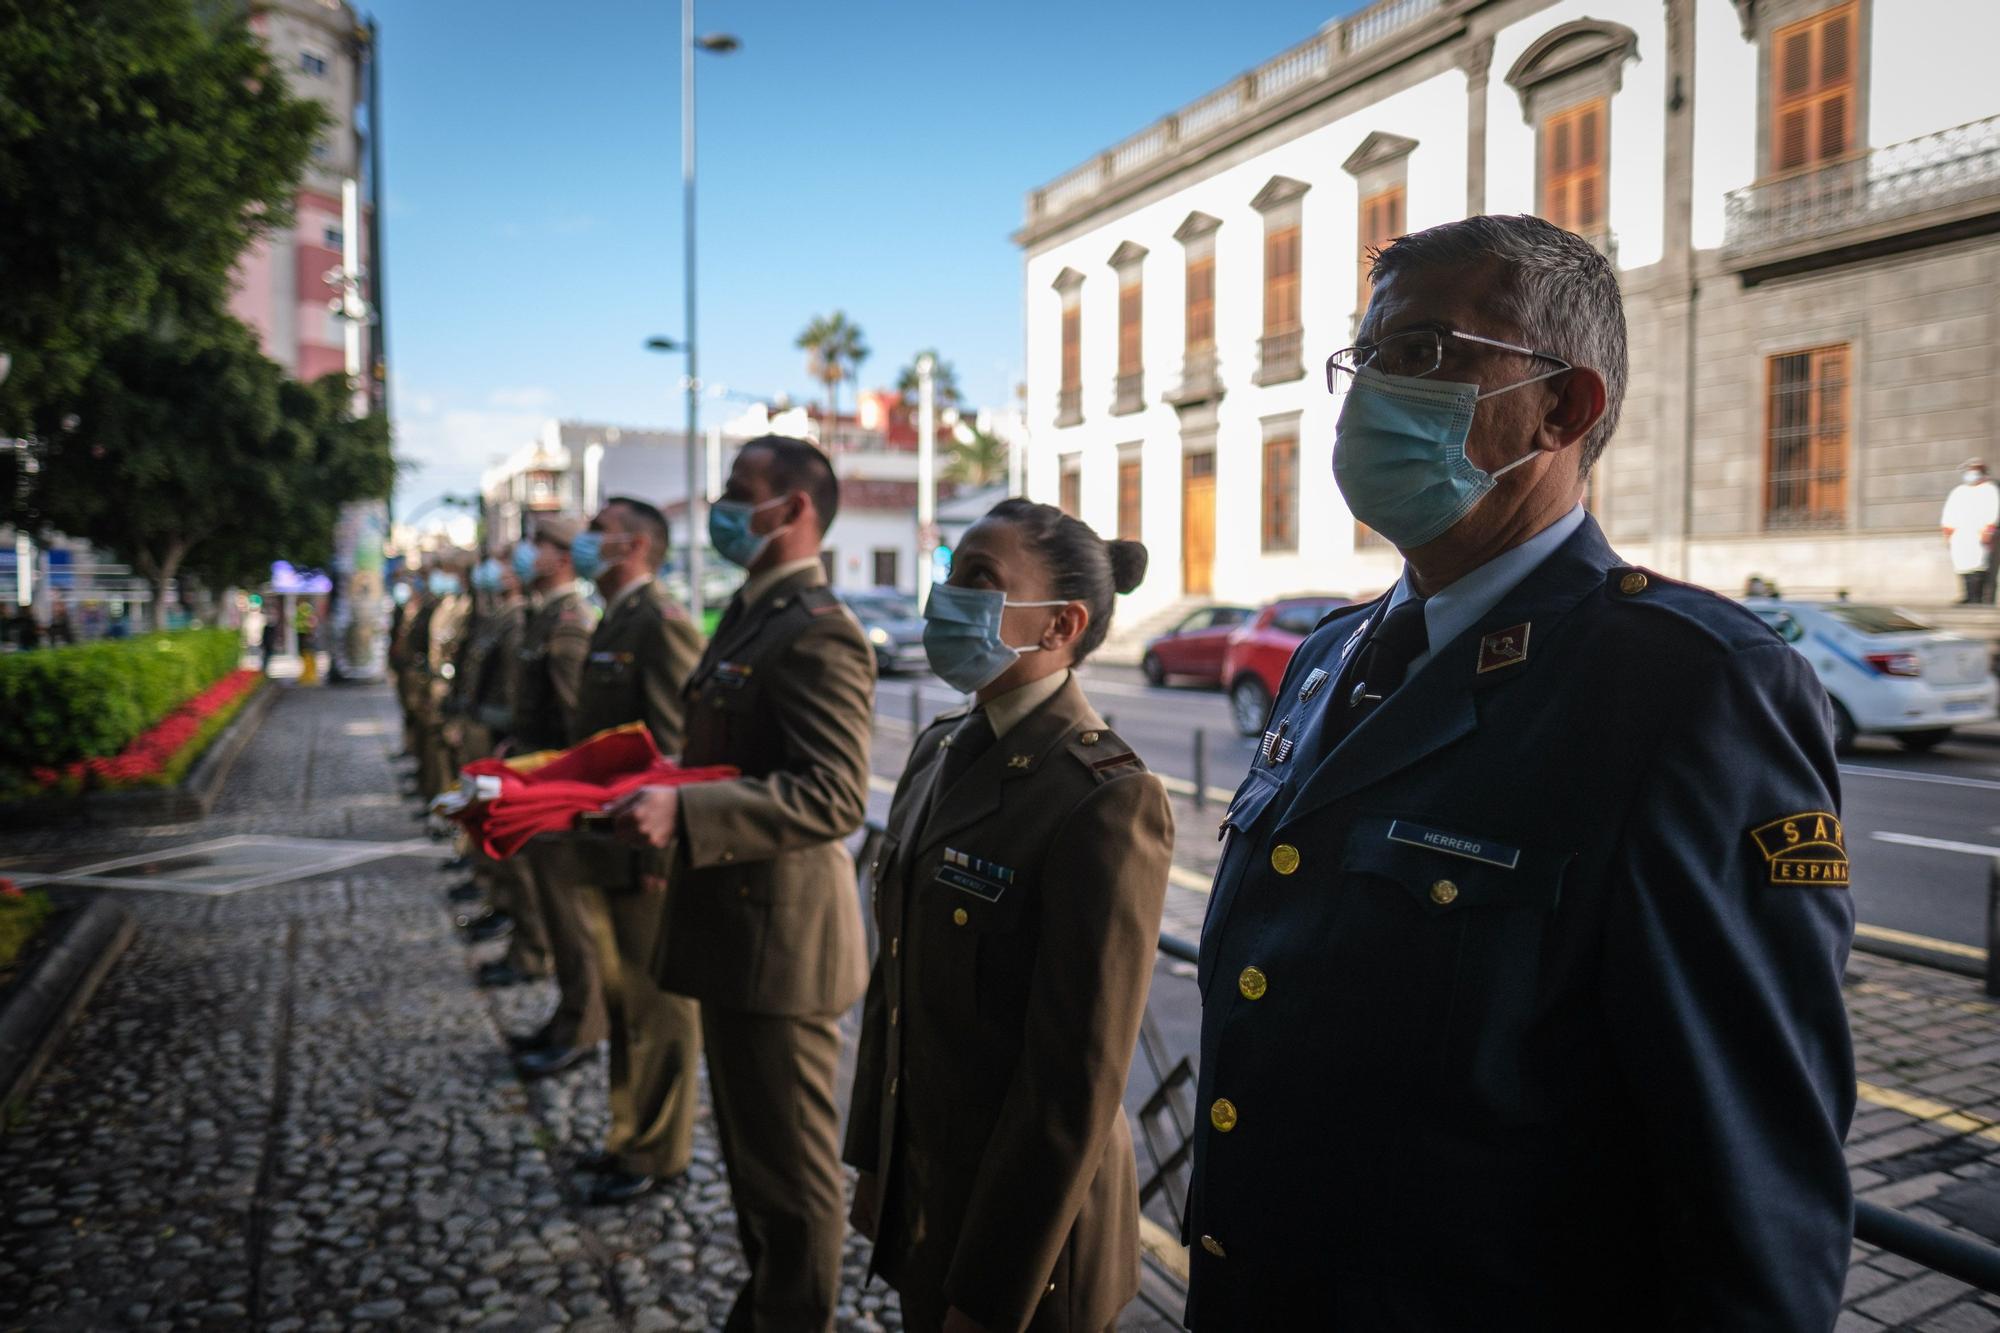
left=1942, top=459, right=1998, bottom=604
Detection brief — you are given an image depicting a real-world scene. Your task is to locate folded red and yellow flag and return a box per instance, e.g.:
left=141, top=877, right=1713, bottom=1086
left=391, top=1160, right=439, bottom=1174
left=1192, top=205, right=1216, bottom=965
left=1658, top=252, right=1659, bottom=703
left=438, top=723, right=738, bottom=859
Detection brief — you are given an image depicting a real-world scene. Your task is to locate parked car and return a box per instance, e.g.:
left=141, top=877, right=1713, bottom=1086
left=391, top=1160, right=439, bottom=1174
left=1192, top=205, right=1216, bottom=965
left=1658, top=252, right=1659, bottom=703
left=1141, top=605, right=1255, bottom=686
left=1223, top=594, right=1356, bottom=735
left=1746, top=599, right=1999, bottom=751
left=838, top=588, right=929, bottom=676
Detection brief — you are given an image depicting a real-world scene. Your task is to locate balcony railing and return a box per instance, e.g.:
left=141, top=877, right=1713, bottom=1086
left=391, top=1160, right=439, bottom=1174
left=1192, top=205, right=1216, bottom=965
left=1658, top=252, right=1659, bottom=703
left=1723, top=114, right=2000, bottom=261
left=1055, top=385, right=1083, bottom=428
left=1112, top=371, right=1145, bottom=416
left=1022, top=0, right=1450, bottom=233
left=1165, top=349, right=1223, bottom=408
left=1254, top=330, right=1306, bottom=386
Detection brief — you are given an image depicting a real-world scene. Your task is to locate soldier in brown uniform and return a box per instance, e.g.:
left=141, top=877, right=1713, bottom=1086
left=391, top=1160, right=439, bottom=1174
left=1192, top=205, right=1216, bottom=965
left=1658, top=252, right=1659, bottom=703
left=531, top=496, right=706, bottom=1208
left=389, top=569, right=435, bottom=767
left=610, top=436, right=874, bottom=1332
left=845, top=501, right=1172, bottom=1333
left=417, top=554, right=475, bottom=802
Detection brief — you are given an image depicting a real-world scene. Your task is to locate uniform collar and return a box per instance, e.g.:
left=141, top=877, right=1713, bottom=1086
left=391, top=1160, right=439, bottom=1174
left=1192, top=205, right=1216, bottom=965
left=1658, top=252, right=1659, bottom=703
left=603, top=572, right=655, bottom=616
left=982, top=668, right=1071, bottom=741
left=1388, top=504, right=1587, bottom=674
left=738, top=557, right=825, bottom=610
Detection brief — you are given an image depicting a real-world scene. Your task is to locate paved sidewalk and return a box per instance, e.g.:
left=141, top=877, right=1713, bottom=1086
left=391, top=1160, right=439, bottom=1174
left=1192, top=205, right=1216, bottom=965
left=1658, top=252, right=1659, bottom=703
left=2, top=682, right=2000, bottom=1329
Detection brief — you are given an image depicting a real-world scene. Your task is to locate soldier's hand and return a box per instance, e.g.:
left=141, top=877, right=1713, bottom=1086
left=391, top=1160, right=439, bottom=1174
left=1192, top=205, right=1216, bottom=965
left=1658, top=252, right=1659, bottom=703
left=850, top=1170, right=880, bottom=1241
left=605, top=785, right=679, bottom=849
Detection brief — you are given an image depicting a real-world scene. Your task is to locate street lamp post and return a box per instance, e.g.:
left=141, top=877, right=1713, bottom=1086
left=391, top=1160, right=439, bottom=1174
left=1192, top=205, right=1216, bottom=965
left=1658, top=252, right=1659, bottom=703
left=916, top=354, right=937, bottom=611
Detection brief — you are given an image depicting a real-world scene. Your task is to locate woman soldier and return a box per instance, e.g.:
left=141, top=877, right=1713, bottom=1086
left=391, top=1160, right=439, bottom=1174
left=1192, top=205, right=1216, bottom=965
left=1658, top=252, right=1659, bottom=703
left=845, top=499, right=1174, bottom=1333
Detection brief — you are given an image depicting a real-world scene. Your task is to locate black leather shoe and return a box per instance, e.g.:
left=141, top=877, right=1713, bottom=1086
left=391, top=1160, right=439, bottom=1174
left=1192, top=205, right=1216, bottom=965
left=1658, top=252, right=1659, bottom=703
left=478, top=960, right=543, bottom=988
left=515, top=1044, right=592, bottom=1079
left=507, top=1028, right=555, bottom=1052
left=446, top=881, right=484, bottom=903
left=442, top=855, right=470, bottom=872
left=575, top=1148, right=620, bottom=1174
left=463, top=911, right=513, bottom=943
left=581, top=1167, right=656, bottom=1206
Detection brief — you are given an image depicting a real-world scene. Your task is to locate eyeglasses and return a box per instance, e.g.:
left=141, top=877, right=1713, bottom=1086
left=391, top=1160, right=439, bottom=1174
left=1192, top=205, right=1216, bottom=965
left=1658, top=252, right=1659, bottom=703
left=1324, top=328, right=1571, bottom=394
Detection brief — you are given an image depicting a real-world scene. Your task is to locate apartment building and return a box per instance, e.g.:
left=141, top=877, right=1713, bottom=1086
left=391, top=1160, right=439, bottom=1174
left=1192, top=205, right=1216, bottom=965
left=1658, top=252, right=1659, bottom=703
left=1018, top=0, right=2000, bottom=621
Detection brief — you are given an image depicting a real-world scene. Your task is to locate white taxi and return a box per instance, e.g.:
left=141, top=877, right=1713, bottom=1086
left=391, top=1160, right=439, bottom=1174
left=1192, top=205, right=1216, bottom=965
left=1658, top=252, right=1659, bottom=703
left=1746, top=600, right=1998, bottom=751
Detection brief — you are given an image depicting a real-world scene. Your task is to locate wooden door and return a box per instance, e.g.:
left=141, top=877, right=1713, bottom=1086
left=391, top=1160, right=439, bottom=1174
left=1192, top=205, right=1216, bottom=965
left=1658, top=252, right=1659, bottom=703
left=1182, top=451, right=1216, bottom=597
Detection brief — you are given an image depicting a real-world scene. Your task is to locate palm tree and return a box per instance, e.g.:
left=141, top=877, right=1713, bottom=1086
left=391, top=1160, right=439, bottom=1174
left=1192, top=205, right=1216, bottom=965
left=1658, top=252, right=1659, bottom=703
left=896, top=349, right=963, bottom=412
left=944, top=425, right=1009, bottom=488
left=795, top=311, right=869, bottom=445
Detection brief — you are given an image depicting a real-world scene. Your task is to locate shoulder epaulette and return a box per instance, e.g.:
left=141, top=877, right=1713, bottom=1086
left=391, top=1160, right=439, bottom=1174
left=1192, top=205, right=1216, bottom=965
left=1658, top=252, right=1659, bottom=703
left=1066, top=724, right=1143, bottom=780
left=797, top=585, right=843, bottom=616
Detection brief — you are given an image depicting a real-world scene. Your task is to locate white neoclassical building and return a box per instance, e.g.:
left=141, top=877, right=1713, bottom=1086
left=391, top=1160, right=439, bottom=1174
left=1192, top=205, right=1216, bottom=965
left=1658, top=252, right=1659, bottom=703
left=1018, top=0, right=2000, bottom=626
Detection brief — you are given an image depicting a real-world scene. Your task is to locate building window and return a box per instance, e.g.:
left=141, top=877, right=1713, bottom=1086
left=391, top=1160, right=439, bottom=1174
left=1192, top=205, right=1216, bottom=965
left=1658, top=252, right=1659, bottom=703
left=1262, top=432, right=1299, bottom=552
left=1765, top=345, right=1849, bottom=529
left=872, top=549, right=898, bottom=588
left=311, top=139, right=331, bottom=161
left=1185, top=253, right=1214, bottom=354
left=1109, top=241, right=1147, bottom=414
left=1357, top=185, right=1406, bottom=314
left=1250, top=177, right=1308, bottom=385
left=1540, top=99, right=1607, bottom=236
left=1053, top=268, right=1084, bottom=427
left=1771, top=3, right=1858, bottom=173
left=323, top=226, right=344, bottom=250
left=1170, top=211, right=1223, bottom=408
left=1117, top=455, right=1142, bottom=541
left=300, top=51, right=328, bottom=77
left=1118, top=279, right=1142, bottom=382
left=1059, top=454, right=1082, bottom=518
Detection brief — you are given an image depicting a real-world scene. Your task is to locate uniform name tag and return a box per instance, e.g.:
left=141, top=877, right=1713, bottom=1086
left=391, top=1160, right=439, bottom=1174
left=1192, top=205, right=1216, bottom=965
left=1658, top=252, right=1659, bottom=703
left=588, top=650, right=633, bottom=667
left=937, top=847, right=1016, bottom=902
left=1387, top=820, right=1521, bottom=870
left=715, top=662, right=753, bottom=689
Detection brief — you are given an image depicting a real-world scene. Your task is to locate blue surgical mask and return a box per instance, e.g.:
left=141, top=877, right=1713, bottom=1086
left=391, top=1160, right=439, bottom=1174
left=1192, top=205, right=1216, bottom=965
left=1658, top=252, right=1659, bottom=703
left=511, top=540, right=539, bottom=583
left=921, top=584, right=1067, bottom=694
left=427, top=571, right=462, bottom=597
left=570, top=530, right=606, bottom=581
left=392, top=582, right=412, bottom=606
left=1332, top=366, right=1544, bottom=549
left=709, top=496, right=792, bottom=570
left=471, top=559, right=505, bottom=593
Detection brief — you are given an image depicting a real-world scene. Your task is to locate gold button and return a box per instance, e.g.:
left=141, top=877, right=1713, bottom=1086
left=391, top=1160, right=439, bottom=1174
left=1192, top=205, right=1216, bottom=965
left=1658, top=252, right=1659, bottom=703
left=1209, top=1098, right=1238, bottom=1132
left=721, top=851, right=735, bottom=863
left=1270, top=844, right=1300, bottom=875
left=1080, top=730, right=1100, bottom=745
left=890, top=1005, right=899, bottom=1026
left=1200, top=1235, right=1226, bottom=1258
left=1430, top=879, right=1459, bottom=905
left=888, top=1075, right=898, bottom=1096
left=953, top=907, right=969, bottom=926
left=1619, top=571, right=1649, bottom=595
left=890, top=936, right=900, bottom=958
left=1237, top=966, right=1268, bottom=1000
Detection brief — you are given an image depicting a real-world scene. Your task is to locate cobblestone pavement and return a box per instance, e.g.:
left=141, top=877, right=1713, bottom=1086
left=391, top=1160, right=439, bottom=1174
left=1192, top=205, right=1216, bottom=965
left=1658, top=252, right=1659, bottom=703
left=4, top=682, right=2000, bottom=1329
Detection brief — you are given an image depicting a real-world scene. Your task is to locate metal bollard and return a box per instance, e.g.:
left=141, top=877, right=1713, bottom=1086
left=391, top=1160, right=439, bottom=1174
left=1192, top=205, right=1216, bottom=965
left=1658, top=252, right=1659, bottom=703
left=1987, top=857, right=2000, bottom=999
left=1192, top=729, right=1207, bottom=811
left=909, top=685, right=921, bottom=738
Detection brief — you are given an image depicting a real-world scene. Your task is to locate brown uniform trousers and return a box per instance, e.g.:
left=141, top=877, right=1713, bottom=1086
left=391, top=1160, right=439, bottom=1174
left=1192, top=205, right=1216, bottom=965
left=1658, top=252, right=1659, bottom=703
left=845, top=674, right=1172, bottom=1333
left=510, top=585, right=603, bottom=1051
left=658, top=565, right=874, bottom=1332
left=563, top=579, right=704, bottom=1179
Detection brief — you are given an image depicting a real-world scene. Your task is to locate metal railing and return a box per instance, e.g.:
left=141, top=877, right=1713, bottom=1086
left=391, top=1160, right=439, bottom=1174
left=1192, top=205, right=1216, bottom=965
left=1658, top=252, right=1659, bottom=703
left=1254, top=330, right=1305, bottom=385
left=1055, top=385, right=1082, bottom=427
left=1723, top=113, right=2000, bottom=258
left=1023, top=0, right=1452, bottom=230
left=1166, top=348, right=1223, bottom=406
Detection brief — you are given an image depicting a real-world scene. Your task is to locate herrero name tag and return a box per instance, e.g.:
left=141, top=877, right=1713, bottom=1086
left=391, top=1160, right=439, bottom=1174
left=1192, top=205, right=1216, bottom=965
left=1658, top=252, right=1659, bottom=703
left=1387, top=820, right=1521, bottom=870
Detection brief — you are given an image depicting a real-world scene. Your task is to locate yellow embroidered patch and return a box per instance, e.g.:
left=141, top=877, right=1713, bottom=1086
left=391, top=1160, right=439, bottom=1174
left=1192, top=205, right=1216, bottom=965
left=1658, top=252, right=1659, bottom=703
left=1750, top=811, right=1849, bottom=887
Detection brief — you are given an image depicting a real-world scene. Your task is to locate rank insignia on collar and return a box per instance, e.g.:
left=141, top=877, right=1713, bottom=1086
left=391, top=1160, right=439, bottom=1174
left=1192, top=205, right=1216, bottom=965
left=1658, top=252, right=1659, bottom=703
left=1476, top=623, right=1532, bottom=674
left=1751, top=812, right=1849, bottom=887
left=1300, top=668, right=1329, bottom=701
left=1006, top=754, right=1033, bottom=770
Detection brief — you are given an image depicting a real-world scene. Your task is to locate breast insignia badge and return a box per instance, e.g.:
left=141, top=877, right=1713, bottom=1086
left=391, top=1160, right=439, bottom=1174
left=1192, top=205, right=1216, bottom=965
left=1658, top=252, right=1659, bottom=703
left=1299, top=667, right=1329, bottom=701
left=1751, top=811, right=1849, bottom=886
left=1476, top=623, right=1532, bottom=674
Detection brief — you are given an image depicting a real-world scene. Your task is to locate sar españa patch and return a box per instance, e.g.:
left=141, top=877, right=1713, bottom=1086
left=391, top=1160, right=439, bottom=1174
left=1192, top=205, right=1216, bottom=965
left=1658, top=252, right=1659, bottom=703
left=1750, top=811, right=1850, bottom=887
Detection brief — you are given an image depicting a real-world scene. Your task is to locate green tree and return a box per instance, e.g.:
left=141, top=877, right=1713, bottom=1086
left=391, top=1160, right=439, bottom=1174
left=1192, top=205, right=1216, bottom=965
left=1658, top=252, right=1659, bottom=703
left=0, top=0, right=326, bottom=433
left=944, top=425, right=1009, bottom=488
left=795, top=312, right=869, bottom=441
left=896, top=349, right=963, bottom=413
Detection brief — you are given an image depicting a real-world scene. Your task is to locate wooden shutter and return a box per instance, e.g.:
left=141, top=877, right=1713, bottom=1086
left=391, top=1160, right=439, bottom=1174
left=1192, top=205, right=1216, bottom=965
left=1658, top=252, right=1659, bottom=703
left=1764, top=345, right=1849, bottom=528
left=1540, top=99, right=1607, bottom=233
left=1117, top=457, right=1142, bottom=540
left=1356, top=185, right=1405, bottom=311
left=1262, top=434, right=1299, bottom=552
left=1059, top=460, right=1082, bottom=518
left=1185, top=254, right=1215, bottom=351
left=1263, top=225, right=1301, bottom=336
left=1117, top=279, right=1142, bottom=376
left=1060, top=304, right=1080, bottom=392
left=1771, top=3, right=1857, bottom=174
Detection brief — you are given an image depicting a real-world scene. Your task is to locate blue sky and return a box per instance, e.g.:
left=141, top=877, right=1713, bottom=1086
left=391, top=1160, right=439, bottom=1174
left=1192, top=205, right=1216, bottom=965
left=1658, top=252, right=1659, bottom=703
left=371, top=0, right=1367, bottom=510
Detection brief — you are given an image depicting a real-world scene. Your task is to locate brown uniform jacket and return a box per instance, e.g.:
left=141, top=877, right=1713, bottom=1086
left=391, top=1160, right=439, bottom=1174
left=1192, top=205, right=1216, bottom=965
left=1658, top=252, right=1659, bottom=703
left=510, top=584, right=595, bottom=752
left=462, top=600, right=525, bottom=733
left=843, top=674, right=1172, bottom=1333
left=652, top=564, right=874, bottom=1017
left=570, top=579, right=703, bottom=753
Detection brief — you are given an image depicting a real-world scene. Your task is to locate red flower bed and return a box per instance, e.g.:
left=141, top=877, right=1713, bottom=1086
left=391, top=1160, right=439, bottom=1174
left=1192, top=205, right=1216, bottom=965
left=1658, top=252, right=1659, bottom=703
left=30, top=669, right=261, bottom=790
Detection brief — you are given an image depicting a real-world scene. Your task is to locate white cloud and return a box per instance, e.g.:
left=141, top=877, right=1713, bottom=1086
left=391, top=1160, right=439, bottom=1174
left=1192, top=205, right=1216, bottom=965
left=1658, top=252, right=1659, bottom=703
left=392, top=389, right=549, bottom=506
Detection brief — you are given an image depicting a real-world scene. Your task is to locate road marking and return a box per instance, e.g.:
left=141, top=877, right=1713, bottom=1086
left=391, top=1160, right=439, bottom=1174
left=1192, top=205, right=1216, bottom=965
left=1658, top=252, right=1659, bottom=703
left=1137, top=1214, right=1189, bottom=1283
left=1168, top=864, right=1213, bottom=894
left=1871, top=832, right=2000, bottom=858
left=1158, top=774, right=1241, bottom=806
left=1842, top=765, right=2000, bottom=793
left=1856, top=1080, right=2000, bottom=1145
left=867, top=774, right=897, bottom=796
left=1854, top=922, right=1987, bottom=961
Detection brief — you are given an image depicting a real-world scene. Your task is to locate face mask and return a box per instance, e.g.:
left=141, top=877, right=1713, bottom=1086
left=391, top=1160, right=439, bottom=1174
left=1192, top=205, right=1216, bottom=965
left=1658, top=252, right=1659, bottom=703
left=392, top=583, right=412, bottom=607
left=511, top=540, right=540, bottom=583
left=1968, top=472, right=1988, bottom=486
left=921, top=583, right=1068, bottom=694
left=570, top=530, right=609, bottom=581
left=471, top=559, right=505, bottom=593
left=709, top=496, right=793, bottom=570
left=1332, top=366, right=1545, bottom=549
left=427, top=571, right=462, bottom=597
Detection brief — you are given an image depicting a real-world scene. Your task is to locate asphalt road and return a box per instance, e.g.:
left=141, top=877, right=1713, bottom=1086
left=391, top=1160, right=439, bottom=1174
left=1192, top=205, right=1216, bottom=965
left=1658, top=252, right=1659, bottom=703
left=869, top=664, right=2000, bottom=949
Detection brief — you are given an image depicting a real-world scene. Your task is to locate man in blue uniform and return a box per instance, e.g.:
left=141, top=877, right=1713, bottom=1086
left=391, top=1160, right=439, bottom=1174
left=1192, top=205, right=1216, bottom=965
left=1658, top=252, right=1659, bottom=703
left=1186, top=215, right=1854, bottom=1331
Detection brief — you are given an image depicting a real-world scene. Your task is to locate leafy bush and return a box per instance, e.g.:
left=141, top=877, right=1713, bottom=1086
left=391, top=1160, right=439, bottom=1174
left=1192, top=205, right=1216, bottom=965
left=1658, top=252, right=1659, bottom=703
left=0, top=629, right=240, bottom=771
left=0, top=886, right=52, bottom=972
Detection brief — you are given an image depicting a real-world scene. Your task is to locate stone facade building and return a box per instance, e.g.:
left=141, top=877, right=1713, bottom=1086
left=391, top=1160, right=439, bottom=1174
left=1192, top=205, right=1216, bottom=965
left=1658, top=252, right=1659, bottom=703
left=1017, top=0, right=2000, bottom=622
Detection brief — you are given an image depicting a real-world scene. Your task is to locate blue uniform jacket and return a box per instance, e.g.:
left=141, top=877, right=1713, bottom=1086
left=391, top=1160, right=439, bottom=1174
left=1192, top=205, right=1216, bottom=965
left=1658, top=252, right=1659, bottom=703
left=1185, top=515, right=1855, bottom=1331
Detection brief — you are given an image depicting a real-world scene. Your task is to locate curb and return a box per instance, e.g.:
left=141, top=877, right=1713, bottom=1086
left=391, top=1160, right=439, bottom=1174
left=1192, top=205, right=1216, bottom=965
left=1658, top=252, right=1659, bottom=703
left=0, top=896, right=135, bottom=1111
left=0, top=680, right=277, bottom=829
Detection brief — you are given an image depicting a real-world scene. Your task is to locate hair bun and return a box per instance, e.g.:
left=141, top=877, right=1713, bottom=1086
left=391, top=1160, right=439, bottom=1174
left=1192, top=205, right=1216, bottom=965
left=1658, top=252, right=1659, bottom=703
left=1105, top=539, right=1149, bottom=595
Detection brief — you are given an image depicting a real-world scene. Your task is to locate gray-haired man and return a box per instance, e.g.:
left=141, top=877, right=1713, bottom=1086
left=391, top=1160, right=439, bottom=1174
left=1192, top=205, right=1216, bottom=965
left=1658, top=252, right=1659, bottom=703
left=1187, top=215, right=1855, bottom=1330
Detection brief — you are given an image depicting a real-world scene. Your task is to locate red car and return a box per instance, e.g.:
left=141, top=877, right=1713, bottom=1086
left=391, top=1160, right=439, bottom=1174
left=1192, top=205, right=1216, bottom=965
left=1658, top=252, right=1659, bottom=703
left=1223, top=594, right=1355, bottom=735
left=1141, top=605, right=1254, bottom=686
